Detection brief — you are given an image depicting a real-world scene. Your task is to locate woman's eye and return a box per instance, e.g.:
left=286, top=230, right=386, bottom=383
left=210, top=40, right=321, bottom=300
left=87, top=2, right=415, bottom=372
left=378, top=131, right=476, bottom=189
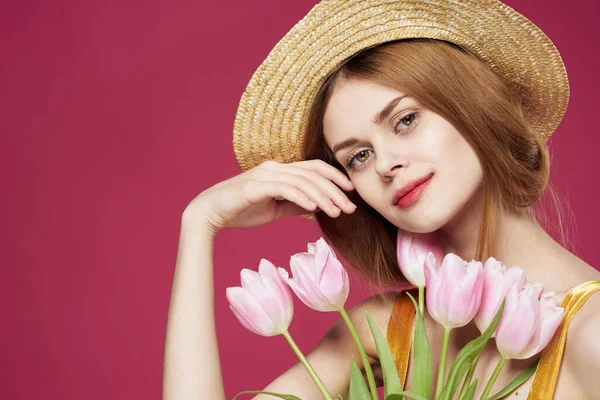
left=394, top=112, right=418, bottom=132
left=346, top=112, right=419, bottom=171
left=346, top=149, right=373, bottom=171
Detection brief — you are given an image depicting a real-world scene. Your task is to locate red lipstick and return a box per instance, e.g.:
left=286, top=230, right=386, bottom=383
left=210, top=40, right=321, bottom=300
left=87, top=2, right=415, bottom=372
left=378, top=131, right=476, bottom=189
left=392, top=173, right=434, bottom=208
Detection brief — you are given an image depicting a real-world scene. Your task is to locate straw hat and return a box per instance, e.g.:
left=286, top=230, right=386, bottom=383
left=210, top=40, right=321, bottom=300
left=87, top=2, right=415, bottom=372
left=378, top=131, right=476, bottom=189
left=232, top=0, right=570, bottom=220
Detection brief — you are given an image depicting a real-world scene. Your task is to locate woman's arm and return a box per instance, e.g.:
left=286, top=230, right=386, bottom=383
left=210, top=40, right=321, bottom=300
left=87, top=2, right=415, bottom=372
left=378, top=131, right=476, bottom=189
left=162, top=212, right=224, bottom=399
left=565, top=292, right=600, bottom=398
left=162, top=159, right=360, bottom=399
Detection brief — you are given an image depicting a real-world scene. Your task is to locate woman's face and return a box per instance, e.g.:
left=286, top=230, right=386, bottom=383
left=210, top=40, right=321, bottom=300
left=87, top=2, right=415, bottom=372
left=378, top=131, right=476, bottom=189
left=322, top=78, right=484, bottom=233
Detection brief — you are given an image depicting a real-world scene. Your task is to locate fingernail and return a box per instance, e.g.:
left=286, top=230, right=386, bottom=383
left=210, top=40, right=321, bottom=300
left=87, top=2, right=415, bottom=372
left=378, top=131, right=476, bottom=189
left=347, top=201, right=356, bottom=210
left=331, top=205, right=341, bottom=214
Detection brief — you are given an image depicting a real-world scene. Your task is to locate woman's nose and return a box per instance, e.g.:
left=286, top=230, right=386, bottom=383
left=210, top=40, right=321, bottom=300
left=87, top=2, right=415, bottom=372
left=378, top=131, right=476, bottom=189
left=373, top=144, right=409, bottom=179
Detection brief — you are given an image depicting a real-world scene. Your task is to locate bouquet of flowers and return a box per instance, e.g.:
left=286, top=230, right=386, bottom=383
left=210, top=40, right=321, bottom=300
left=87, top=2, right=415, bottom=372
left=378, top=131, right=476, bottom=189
left=226, top=232, right=564, bottom=400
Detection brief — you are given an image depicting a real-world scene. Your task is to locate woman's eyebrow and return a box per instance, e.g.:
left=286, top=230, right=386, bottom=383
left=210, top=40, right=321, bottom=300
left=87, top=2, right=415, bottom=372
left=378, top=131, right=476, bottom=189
left=373, top=95, right=409, bottom=125
left=332, top=95, right=409, bottom=155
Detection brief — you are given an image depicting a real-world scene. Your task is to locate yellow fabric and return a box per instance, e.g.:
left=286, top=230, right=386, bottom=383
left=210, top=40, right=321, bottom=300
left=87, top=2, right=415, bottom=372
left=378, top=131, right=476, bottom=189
left=386, top=288, right=419, bottom=387
left=526, top=280, right=600, bottom=399
left=386, top=280, right=600, bottom=398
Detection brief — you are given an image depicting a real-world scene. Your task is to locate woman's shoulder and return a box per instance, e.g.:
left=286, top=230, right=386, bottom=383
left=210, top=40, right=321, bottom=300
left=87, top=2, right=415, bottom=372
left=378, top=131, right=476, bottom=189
left=556, top=278, right=600, bottom=397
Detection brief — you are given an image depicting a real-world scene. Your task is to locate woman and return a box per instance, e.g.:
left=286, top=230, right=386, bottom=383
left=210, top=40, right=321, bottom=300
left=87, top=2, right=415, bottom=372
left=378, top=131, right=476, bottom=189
left=162, top=1, right=600, bottom=399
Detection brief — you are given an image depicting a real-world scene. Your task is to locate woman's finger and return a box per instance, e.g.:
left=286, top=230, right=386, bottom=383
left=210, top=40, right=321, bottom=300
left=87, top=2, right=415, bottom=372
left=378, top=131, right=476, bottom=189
left=250, top=169, right=351, bottom=218
left=258, top=161, right=356, bottom=215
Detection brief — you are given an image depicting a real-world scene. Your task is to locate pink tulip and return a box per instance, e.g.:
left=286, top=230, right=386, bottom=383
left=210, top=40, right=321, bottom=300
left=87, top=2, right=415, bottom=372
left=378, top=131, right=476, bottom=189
left=278, top=237, right=349, bottom=312
left=474, top=257, right=528, bottom=337
left=396, top=229, right=445, bottom=287
left=423, top=252, right=484, bottom=329
left=226, top=258, right=294, bottom=337
left=495, top=283, right=564, bottom=359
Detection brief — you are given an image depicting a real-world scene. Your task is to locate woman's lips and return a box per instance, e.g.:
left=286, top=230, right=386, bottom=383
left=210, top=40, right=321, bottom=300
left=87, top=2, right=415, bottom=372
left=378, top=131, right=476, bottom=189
left=395, top=175, right=433, bottom=208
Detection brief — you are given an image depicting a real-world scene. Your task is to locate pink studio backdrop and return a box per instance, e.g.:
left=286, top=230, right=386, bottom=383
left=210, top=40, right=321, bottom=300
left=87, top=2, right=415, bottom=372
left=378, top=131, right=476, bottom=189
left=1, top=1, right=598, bottom=399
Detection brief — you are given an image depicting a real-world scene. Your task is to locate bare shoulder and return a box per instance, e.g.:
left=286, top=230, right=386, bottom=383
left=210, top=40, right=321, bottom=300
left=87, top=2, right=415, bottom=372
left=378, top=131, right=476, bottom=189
left=561, top=281, right=600, bottom=398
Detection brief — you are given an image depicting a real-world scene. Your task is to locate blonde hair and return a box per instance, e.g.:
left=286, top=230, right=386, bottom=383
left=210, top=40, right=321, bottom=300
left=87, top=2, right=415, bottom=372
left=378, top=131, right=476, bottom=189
left=302, top=38, right=569, bottom=302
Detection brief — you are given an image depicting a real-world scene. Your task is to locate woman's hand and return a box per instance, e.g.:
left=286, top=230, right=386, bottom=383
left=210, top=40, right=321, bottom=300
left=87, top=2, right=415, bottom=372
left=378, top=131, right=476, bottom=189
left=185, top=159, right=357, bottom=234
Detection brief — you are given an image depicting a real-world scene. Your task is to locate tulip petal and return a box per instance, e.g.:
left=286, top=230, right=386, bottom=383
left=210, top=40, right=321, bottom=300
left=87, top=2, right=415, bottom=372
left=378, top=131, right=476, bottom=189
left=277, top=267, right=290, bottom=282
left=291, top=253, right=317, bottom=280
left=476, top=260, right=528, bottom=336
left=447, top=263, right=483, bottom=328
left=496, top=285, right=519, bottom=339
left=285, top=275, right=314, bottom=305
left=240, top=269, right=282, bottom=321
left=240, top=268, right=260, bottom=291
left=291, top=261, right=325, bottom=306
left=240, top=269, right=270, bottom=304
left=515, top=293, right=564, bottom=359
left=504, top=266, right=528, bottom=292
left=340, top=267, right=350, bottom=301
left=314, top=242, right=329, bottom=282
left=289, top=261, right=334, bottom=311
left=446, top=290, right=466, bottom=328
left=318, top=259, right=348, bottom=308
left=259, top=260, right=293, bottom=303
left=275, top=268, right=295, bottom=323
left=476, top=259, right=505, bottom=333
left=226, top=286, right=279, bottom=336
left=258, top=261, right=294, bottom=328
left=279, top=267, right=310, bottom=304
left=445, top=254, right=469, bottom=284
left=319, top=260, right=343, bottom=295
left=396, top=230, right=444, bottom=288
left=280, top=267, right=320, bottom=310
left=434, top=254, right=466, bottom=325
left=317, top=237, right=337, bottom=258
left=423, top=256, right=433, bottom=288
left=497, top=291, right=538, bottom=358
left=316, top=251, right=332, bottom=286
left=424, top=252, right=438, bottom=275
left=524, top=282, right=544, bottom=300
left=424, top=253, right=443, bottom=323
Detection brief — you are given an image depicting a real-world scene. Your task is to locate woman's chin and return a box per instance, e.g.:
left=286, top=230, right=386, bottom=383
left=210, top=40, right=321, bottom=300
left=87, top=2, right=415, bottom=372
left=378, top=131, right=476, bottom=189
left=386, top=201, right=448, bottom=233
left=397, top=223, right=443, bottom=234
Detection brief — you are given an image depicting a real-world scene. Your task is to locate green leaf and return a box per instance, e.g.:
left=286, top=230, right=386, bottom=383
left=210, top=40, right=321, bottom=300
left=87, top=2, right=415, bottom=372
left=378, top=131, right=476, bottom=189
left=232, top=390, right=302, bottom=399
left=405, top=292, right=432, bottom=400
left=459, top=378, right=478, bottom=400
left=437, top=298, right=506, bottom=400
left=487, top=358, right=539, bottom=400
left=348, top=359, right=371, bottom=400
left=365, top=311, right=404, bottom=398
left=386, top=392, right=428, bottom=400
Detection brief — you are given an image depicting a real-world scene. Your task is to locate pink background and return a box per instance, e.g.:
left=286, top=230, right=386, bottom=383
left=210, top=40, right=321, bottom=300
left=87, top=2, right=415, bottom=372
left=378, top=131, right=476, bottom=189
left=1, top=1, right=598, bottom=399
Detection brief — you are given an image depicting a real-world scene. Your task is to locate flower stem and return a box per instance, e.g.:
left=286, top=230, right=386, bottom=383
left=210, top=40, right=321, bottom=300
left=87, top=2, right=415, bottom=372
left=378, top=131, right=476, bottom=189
left=339, top=307, right=380, bottom=400
left=282, top=330, right=333, bottom=400
left=418, top=285, right=425, bottom=315
left=435, top=327, right=452, bottom=400
left=458, top=352, right=481, bottom=399
left=479, top=356, right=508, bottom=400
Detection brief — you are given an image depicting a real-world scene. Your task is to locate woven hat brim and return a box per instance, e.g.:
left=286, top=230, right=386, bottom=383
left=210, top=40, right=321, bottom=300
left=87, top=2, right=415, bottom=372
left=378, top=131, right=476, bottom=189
left=233, top=0, right=570, bottom=221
